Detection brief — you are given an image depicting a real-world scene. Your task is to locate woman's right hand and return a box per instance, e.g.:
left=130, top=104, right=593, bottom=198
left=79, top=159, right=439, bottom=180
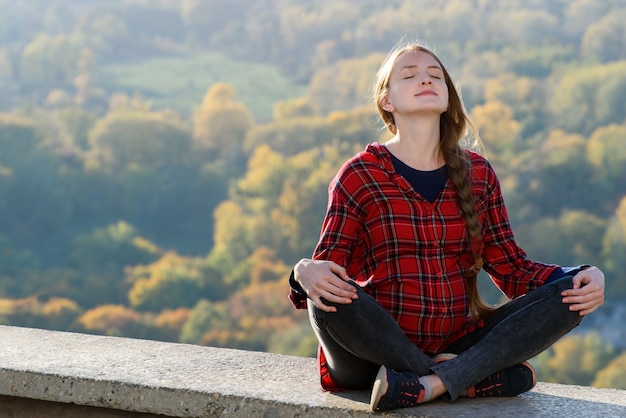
left=294, top=258, right=358, bottom=312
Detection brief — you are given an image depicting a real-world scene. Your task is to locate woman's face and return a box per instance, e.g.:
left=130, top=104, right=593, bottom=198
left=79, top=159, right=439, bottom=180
left=382, top=50, right=449, bottom=117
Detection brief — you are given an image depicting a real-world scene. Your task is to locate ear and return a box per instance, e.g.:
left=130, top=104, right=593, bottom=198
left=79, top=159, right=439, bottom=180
left=381, top=96, right=395, bottom=112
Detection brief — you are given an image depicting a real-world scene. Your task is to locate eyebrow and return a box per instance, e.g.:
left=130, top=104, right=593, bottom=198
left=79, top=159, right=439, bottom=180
left=399, top=64, right=443, bottom=71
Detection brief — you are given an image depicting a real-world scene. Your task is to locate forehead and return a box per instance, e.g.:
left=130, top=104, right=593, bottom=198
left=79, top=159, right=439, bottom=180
left=393, top=50, right=441, bottom=71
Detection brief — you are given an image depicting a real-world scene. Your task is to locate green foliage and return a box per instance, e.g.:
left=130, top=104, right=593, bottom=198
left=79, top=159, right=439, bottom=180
left=179, top=299, right=229, bottom=344
left=0, top=234, right=37, bottom=279
left=69, top=221, right=161, bottom=274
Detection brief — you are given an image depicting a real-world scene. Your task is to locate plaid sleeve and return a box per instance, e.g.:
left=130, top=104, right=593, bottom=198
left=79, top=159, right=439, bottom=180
left=312, top=158, right=367, bottom=268
left=288, top=154, right=369, bottom=309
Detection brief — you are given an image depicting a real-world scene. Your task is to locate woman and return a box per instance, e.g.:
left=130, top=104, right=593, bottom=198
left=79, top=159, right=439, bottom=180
left=287, top=41, right=605, bottom=412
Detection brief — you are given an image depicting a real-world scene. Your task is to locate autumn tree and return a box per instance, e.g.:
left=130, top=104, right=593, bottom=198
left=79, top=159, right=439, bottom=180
left=39, top=297, right=83, bottom=330
left=470, top=100, right=521, bottom=171
left=593, top=351, right=626, bottom=390
left=267, top=320, right=317, bottom=357
left=77, top=304, right=155, bottom=338
left=533, top=331, right=615, bottom=386
left=200, top=279, right=297, bottom=351
left=153, top=308, right=191, bottom=342
left=549, top=62, right=626, bottom=135
left=127, top=252, right=228, bottom=312
left=179, top=299, right=229, bottom=345
left=483, top=74, right=547, bottom=136
left=193, top=83, right=253, bottom=177
left=273, top=97, right=319, bottom=120
left=225, top=247, right=291, bottom=289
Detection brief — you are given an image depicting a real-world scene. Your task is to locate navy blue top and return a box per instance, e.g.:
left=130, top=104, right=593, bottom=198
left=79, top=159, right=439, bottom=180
left=388, top=151, right=448, bottom=204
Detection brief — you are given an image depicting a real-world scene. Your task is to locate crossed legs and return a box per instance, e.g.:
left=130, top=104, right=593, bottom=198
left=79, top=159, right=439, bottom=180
left=308, top=276, right=582, bottom=400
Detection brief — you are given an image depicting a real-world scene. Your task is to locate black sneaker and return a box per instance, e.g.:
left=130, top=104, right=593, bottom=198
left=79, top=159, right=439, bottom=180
left=468, top=362, right=536, bottom=398
left=370, top=365, right=425, bottom=411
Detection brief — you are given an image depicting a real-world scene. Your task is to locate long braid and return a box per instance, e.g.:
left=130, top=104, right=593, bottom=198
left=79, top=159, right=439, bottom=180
left=443, top=143, right=495, bottom=321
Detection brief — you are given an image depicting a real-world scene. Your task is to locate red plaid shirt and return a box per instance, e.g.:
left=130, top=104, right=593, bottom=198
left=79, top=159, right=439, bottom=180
left=289, top=143, right=558, bottom=390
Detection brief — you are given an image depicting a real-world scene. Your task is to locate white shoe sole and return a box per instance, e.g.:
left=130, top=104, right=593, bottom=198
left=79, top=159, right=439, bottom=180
left=370, top=365, right=389, bottom=411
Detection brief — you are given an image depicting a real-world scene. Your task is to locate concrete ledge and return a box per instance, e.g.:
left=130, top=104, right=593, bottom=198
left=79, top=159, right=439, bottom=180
left=0, top=326, right=625, bottom=417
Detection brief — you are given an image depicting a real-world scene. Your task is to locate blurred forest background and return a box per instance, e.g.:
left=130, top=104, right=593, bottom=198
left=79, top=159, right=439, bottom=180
left=0, top=0, right=625, bottom=390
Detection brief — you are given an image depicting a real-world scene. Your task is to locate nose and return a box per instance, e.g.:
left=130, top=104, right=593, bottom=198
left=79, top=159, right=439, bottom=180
left=420, top=77, right=432, bottom=85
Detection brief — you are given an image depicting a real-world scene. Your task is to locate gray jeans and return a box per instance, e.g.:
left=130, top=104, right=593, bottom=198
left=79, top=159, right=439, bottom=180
left=308, top=276, right=582, bottom=400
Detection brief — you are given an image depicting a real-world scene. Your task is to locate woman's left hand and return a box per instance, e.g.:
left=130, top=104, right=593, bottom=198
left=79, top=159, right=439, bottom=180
left=561, top=266, right=605, bottom=316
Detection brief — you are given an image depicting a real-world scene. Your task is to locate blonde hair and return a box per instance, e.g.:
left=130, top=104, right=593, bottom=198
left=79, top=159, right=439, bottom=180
left=374, top=42, right=496, bottom=321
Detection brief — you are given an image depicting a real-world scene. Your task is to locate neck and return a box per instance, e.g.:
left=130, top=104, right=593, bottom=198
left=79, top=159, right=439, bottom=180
left=385, top=115, right=443, bottom=170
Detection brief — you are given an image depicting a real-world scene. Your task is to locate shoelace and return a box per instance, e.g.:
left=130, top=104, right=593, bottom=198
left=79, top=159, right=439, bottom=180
left=474, top=371, right=505, bottom=397
left=392, top=371, right=425, bottom=406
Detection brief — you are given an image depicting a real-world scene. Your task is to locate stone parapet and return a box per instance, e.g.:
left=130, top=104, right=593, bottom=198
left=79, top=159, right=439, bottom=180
left=0, top=326, right=625, bottom=417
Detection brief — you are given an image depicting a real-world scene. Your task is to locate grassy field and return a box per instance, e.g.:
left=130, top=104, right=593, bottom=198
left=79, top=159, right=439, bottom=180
left=95, top=52, right=306, bottom=122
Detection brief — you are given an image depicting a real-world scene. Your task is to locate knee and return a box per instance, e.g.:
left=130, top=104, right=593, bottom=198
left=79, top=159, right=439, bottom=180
left=549, top=277, right=584, bottom=327
left=547, top=275, right=576, bottom=293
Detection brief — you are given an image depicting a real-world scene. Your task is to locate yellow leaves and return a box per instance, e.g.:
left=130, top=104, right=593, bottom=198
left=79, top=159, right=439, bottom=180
left=534, top=331, right=616, bottom=386
left=41, top=297, right=81, bottom=316
left=587, top=124, right=626, bottom=170
left=539, top=130, right=586, bottom=166
left=154, top=308, right=191, bottom=330
left=470, top=101, right=520, bottom=164
left=78, top=304, right=141, bottom=333
left=192, top=83, right=253, bottom=152
left=237, top=145, right=285, bottom=196
left=127, top=251, right=207, bottom=311
left=484, top=74, right=534, bottom=104
left=273, top=97, right=319, bottom=120
left=592, top=352, right=626, bottom=389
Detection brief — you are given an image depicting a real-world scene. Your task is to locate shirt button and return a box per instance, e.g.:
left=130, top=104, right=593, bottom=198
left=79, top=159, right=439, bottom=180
left=433, top=240, right=440, bottom=247
left=436, top=273, right=442, bottom=278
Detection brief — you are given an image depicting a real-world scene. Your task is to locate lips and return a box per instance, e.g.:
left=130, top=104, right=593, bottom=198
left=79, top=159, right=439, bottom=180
left=416, top=90, right=437, bottom=96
